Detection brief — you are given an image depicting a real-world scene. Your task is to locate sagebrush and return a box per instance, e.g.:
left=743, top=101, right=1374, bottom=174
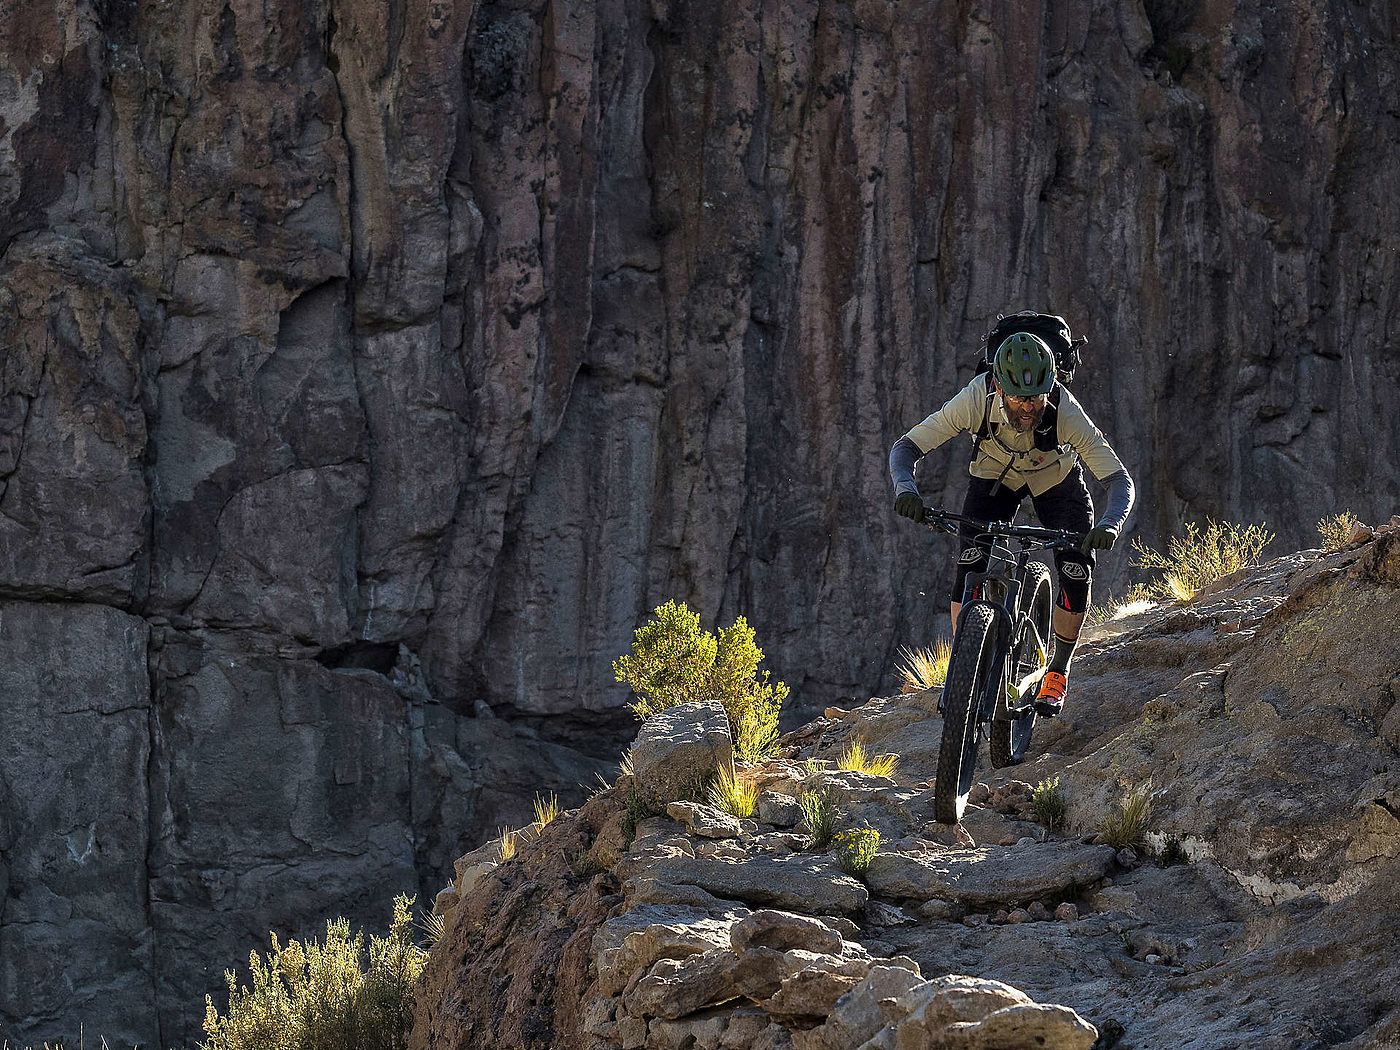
left=614, top=600, right=788, bottom=762
left=201, top=895, right=426, bottom=1050
left=800, top=788, right=837, bottom=851
left=1131, top=520, right=1273, bottom=602
left=1317, top=511, right=1360, bottom=551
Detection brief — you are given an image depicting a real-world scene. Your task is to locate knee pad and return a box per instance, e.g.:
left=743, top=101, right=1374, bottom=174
left=951, top=545, right=990, bottom=604
left=1055, top=555, right=1092, bottom=613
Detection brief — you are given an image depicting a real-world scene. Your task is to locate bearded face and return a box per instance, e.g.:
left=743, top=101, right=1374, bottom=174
left=998, top=388, right=1048, bottom=433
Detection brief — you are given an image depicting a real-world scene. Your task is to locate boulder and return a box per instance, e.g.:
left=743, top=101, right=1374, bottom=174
left=864, top=843, right=1116, bottom=907
left=592, top=902, right=749, bottom=995
left=759, top=792, right=804, bottom=827
left=730, top=910, right=844, bottom=955
left=942, top=1004, right=1098, bottom=1050
left=642, top=853, right=869, bottom=915
left=669, top=801, right=744, bottom=839
left=624, top=951, right=738, bottom=1020
left=633, top=701, right=735, bottom=808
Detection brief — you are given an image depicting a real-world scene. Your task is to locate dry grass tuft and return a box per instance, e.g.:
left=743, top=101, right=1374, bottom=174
left=896, top=642, right=952, bottom=692
left=708, top=766, right=759, bottom=818
left=836, top=739, right=898, bottom=779
left=1100, top=781, right=1154, bottom=850
left=532, top=791, right=559, bottom=828
left=497, top=826, right=517, bottom=862
left=1084, top=584, right=1155, bottom=627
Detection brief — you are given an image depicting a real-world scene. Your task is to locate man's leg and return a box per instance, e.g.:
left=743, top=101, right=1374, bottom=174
left=950, top=478, right=1025, bottom=640
left=1029, top=467, right=1096, bottom=714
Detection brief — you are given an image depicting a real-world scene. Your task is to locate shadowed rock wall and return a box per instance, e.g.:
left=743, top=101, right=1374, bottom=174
left=0, top=0, right=1397, bottom=1043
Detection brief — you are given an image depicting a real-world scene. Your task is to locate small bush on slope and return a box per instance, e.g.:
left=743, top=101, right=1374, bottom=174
left=201, top=896, right=425, bottom=1050
left=1317, top=511, right=1360, bottom=551
left=1131, top=520, right=1273, bottom=602
left=800, top=788, right=837, bottom=851
left=1100, top=782, right=1154, bottom=851
left=613, top=599, right=788, bottom=762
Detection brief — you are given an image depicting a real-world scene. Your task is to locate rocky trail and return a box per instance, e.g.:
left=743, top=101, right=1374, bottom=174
left=414, top=532, right=1400, bottom=1050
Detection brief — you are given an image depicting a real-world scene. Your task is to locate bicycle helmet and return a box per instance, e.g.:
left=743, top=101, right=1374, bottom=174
left=991, top=332, right=1056, bottom=396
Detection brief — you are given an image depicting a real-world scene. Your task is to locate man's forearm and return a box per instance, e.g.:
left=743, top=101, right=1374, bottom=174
left=1099, top=469, right=1135, bottom=531
left=889, top=435, right=922, bottom=495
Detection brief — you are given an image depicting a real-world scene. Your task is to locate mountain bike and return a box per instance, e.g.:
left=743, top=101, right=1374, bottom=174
left=921, top=508, right=1085, bottom=824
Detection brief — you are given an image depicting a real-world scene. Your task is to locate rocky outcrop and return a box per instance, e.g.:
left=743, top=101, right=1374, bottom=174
left=417, top=531, right=1400, bottom=1048
left=416, top=731, right=1099, bottom=1050
left=2, top=0, right=1399, bottom=1043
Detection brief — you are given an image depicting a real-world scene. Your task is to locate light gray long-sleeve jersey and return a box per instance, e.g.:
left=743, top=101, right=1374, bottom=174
left=890, top=374, right=1135, bottom=530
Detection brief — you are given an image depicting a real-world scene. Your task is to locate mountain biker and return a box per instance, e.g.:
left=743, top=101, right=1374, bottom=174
left=888, top=331, right=1135, bottom=716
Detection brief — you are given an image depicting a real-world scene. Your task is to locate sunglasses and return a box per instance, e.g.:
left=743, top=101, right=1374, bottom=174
left=1001, top=392, right=1047, bottom=409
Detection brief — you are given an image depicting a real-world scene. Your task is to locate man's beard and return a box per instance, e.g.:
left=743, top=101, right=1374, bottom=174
left=1003, top=398, right=1045, bottom=433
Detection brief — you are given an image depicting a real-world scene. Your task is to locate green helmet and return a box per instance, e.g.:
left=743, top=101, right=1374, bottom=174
left=991, top=332, right=1056, bottom=396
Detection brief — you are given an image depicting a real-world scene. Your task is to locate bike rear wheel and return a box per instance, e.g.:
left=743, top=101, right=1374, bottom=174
left=935, top=603, right=999, bottom=824
left=991, top=562, right=1051, bottom=767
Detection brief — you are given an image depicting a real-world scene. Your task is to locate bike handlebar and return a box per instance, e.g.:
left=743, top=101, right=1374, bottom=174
left=921, top=506, right=1085, bottom=551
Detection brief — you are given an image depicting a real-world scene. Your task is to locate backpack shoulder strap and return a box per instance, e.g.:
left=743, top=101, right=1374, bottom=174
left=972, top=378, right=995, bottom=450
left=1033, top=386, right=1064, bottom=452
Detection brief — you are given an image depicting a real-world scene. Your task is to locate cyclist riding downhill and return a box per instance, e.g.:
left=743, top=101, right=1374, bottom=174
left=889, top=311, right=1136, bottom=718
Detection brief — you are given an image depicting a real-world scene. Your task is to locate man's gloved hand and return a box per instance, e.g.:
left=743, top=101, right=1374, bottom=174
left=1081, top=524, right=1118, bottom=554
left=895, top=493, right=927, bottom=523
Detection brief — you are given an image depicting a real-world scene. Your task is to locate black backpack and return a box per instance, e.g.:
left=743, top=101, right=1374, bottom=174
left=978, top=310, right=1085, bottom=384
left=972, top=311, right=1087, bottom=455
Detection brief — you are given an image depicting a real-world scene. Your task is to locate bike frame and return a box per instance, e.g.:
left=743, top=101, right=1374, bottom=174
left=932, top=510, right=1080, bottom=723
left=957, top=539, right=1041, bottom=724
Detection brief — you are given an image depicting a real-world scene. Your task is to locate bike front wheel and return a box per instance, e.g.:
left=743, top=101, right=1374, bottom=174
left=991, top=561, right=1051, bottom=767
left=935, top=603, right=1000, bottom=824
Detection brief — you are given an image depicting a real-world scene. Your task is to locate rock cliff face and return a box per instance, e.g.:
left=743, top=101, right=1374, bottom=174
left=0, top=0, right=1397, bottom=1044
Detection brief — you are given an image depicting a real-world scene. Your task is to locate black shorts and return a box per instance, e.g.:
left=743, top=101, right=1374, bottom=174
left=952, top=466, right=1095, bottom=606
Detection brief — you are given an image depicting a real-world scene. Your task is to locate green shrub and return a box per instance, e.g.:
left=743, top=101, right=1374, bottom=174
left=832, top=828, right=881, bottom=876
left=201, top=896, right=426, bottom=1050
left=1159, top=836, right=1190, bottom=866
left=1131, top=520, right=1273, bottom=602
left=799, top=788, right=837, bottom=851
left=1030, top=776, right=1068, bottom=830
left=614, top=600, right=789, bottom=763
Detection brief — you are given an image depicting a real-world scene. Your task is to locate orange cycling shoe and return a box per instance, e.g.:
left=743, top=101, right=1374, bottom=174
left=1034, top=670, right=1068, bottom=717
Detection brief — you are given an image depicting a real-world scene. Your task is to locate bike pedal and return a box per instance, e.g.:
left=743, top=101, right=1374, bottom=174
left=1033, top=699, right=1064, bottom=718
left=1004, top=703, right=1037, bottom=720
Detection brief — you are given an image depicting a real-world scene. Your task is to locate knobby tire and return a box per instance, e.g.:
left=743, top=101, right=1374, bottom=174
left=935, top=603, right=999, bottom=824
left=990, top=562, right=1052, bottom=768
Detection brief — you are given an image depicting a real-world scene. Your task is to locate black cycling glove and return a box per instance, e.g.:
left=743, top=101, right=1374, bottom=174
left=895, top=493, right=927, bottom=523
left=1081, top=524, right=1118, bottom=554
